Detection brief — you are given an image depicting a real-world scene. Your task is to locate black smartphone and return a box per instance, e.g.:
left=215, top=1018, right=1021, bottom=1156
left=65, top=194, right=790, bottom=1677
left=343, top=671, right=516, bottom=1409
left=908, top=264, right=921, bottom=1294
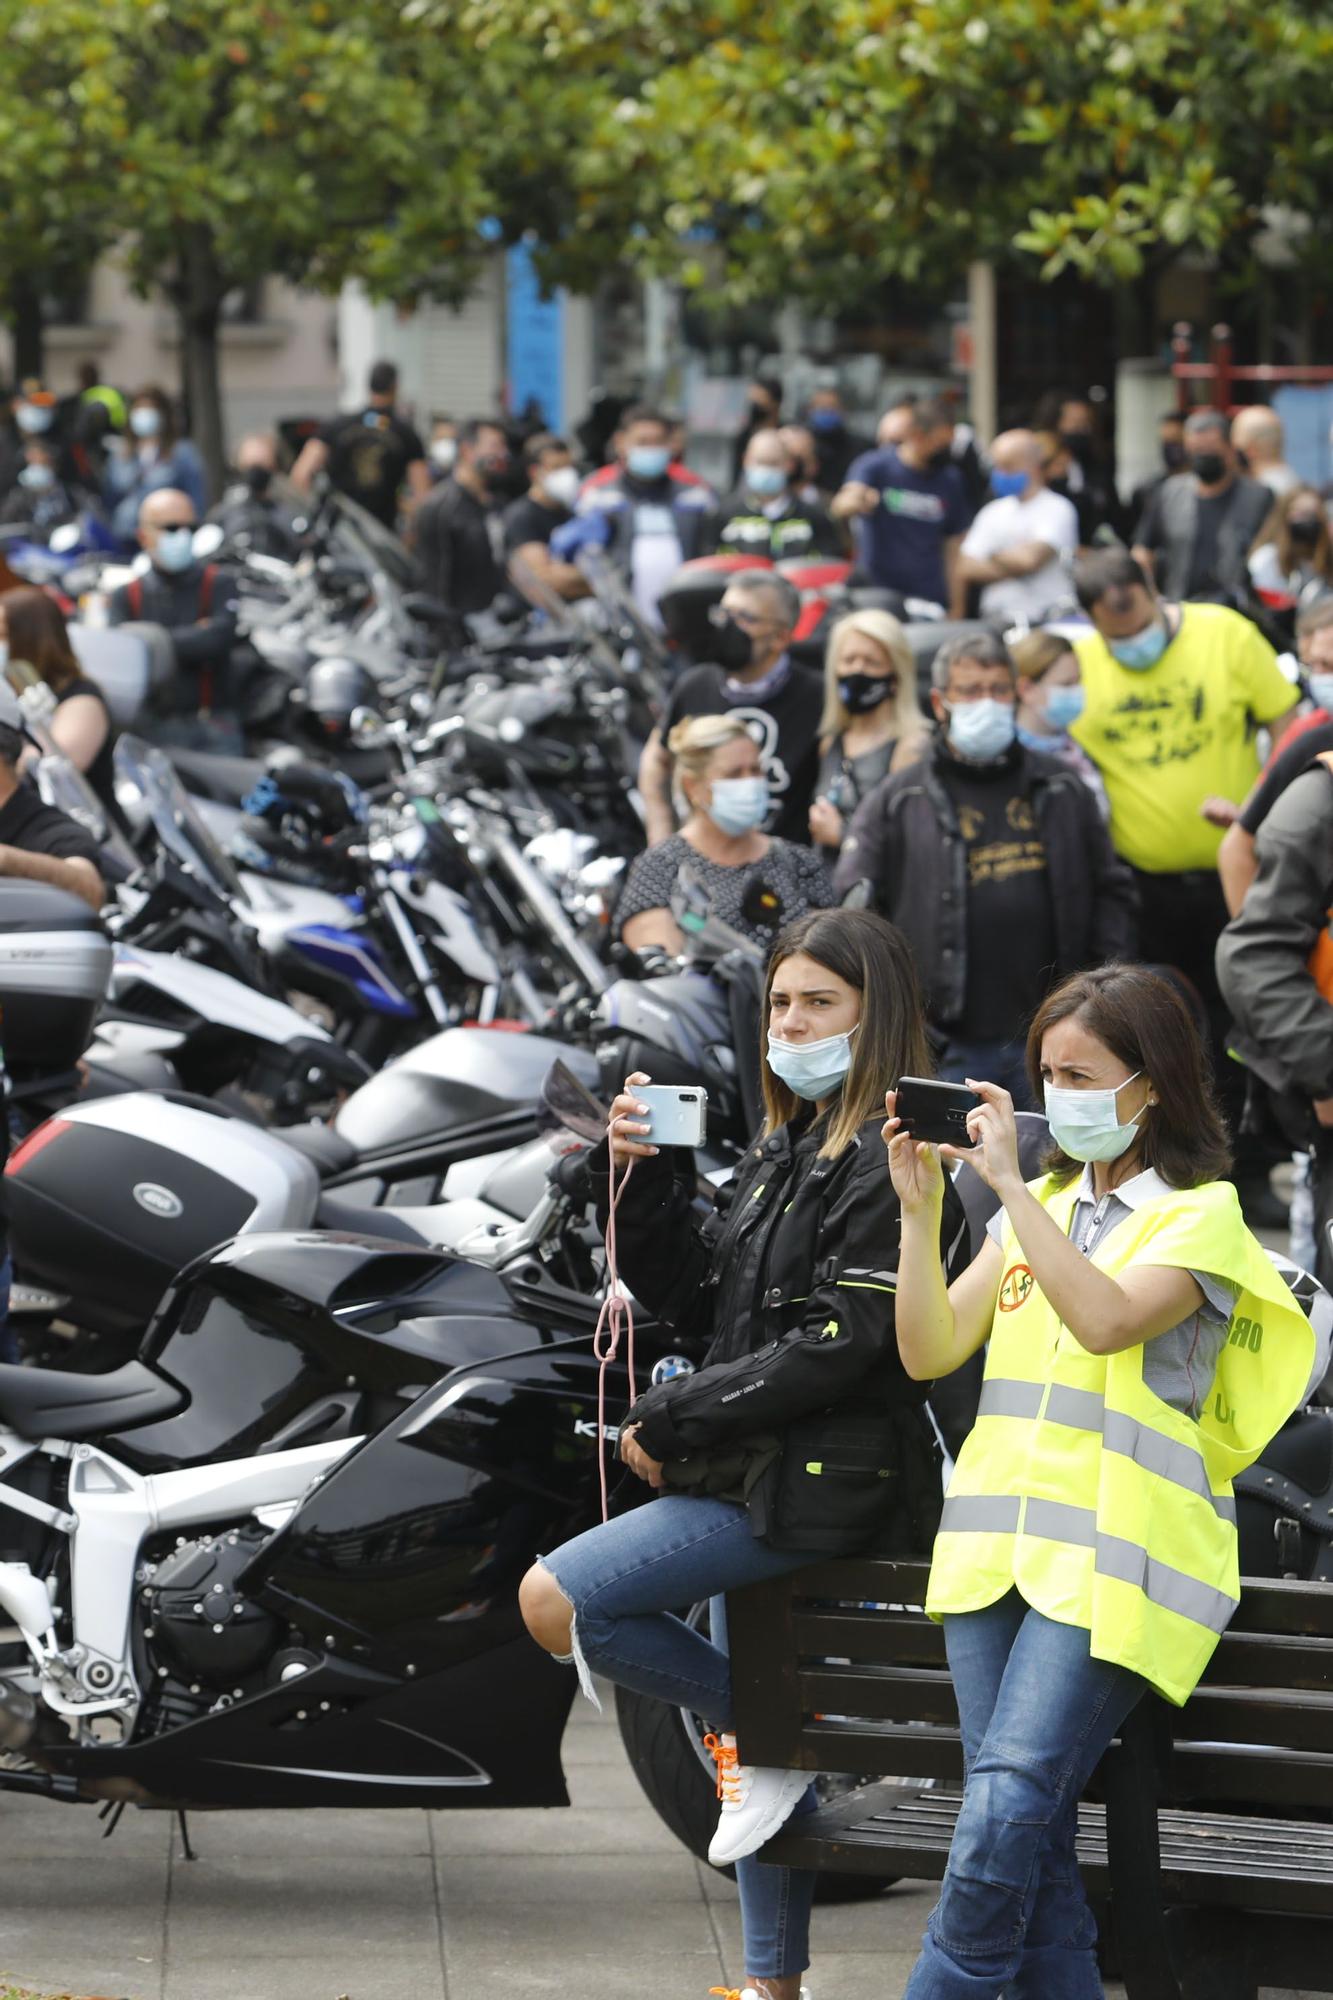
left=895, top=1075, right=979, bottom=1147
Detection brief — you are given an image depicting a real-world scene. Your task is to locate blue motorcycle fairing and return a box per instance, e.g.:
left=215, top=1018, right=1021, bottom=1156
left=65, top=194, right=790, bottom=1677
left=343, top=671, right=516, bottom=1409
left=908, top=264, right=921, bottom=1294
left=285, top=924, right=418, bottom=1019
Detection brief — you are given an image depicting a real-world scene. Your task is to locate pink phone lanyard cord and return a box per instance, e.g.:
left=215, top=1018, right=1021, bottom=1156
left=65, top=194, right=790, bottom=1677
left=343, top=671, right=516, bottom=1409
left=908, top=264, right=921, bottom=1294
left=594, top=1120, right=639, bottom=1522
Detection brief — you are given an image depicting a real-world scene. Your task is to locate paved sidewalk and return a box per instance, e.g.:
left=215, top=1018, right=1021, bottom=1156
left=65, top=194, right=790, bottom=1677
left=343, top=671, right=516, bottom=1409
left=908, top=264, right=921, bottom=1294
left=0, top=1695, right=1307, bottom=1999
left=2, top=1695, right=931, bottom=2000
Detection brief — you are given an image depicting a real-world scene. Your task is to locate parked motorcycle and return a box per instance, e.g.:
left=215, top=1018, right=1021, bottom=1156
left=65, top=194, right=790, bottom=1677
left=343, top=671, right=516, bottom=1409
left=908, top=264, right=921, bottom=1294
left=0, top=1157, right=659, bottom=1816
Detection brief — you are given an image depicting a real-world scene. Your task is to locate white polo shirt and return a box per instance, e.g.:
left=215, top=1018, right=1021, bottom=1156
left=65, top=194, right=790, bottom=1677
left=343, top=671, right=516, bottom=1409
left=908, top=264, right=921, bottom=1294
left=962, top=485, right=1079, bottom=623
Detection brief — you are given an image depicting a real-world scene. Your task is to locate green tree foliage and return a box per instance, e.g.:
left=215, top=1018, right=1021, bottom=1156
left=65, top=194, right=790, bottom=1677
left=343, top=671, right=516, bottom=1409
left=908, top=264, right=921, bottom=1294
left=0, top=0, right=122, bottom=376
left=5, top=0, right=1333, bottom=464
left=510, top=0, right=1333, bottom=304
left=4, top=0, right=543, bottom=478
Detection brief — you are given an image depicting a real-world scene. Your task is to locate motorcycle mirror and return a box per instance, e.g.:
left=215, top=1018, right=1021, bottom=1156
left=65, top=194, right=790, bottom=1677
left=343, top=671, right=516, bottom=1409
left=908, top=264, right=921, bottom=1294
left=48, top=523, right=82, bottom=555
left=192, top=522, right=225, bottom=560
left=348, top=704, right=390, bottom=747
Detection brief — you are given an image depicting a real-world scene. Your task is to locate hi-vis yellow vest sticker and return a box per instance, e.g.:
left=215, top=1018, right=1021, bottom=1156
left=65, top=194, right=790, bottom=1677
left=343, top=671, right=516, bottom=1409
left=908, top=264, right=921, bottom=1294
left=927, top=1176, right=1314, bottom=1705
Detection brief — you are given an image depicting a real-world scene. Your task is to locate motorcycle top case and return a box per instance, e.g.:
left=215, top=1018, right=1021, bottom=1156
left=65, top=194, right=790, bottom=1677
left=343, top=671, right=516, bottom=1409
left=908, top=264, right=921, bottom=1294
left=5, top=1092, right=318, bottom=1335
left=0, top=880, right=112, bottom=1076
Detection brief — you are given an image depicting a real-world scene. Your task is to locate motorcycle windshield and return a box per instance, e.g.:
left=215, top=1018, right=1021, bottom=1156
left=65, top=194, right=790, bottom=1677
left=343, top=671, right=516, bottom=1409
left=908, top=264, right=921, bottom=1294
left=32, top=750, right=138, bottom=876
left=327, top=491, right=418, bottom=591
left=538, top=1057, right=611, bottom=1145
left=114, top=734, right=248, bottom=905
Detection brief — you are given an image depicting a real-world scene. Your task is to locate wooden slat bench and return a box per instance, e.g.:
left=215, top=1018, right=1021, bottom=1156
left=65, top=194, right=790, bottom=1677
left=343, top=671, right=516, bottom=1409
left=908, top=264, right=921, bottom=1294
left=728, top=1557, right=1333, bottom=2000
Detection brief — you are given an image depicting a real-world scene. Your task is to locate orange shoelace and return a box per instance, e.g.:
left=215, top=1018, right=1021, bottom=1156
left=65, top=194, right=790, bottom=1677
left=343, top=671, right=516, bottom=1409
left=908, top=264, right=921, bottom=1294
left=703, top=1731, right=743, bottom=1805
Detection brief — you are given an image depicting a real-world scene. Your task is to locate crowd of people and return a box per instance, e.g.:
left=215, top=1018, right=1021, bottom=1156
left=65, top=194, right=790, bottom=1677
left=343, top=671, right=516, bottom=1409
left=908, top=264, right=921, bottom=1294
left=496, top=376, right=1332, bottom=1998
left=2, top=353, right=1333, bottom=1999
left=4, top=356, right=1333, bottom=1253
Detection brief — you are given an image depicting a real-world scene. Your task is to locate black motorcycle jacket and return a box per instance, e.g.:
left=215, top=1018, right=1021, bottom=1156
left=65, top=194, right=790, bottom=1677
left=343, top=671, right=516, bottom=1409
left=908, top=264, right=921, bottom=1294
left=592, top=1111, right=969, bottom=1554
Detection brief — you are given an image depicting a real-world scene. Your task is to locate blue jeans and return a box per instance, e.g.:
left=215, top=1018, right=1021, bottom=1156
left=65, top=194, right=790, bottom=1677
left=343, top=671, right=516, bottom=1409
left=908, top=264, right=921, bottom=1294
left=904, top=1590, right=1145, bottom=2000
left=542, top=1494, right=818, bottom=1980
left=938, top=1037, right=1033, bottom=1111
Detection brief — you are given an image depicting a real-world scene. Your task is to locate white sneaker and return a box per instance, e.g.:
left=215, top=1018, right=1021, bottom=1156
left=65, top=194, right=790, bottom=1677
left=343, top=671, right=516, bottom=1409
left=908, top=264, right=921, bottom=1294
left=704, top=1731, right=809, bottom=1867
left=709, top=1985, right=813, bottom=1999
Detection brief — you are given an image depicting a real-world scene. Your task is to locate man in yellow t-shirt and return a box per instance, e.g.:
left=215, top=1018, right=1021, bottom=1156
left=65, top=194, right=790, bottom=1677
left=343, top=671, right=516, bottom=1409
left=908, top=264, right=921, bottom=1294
left=1071, top=551, right=1297, bottom=875
left=1070, top=549, right=1297, bottom=1182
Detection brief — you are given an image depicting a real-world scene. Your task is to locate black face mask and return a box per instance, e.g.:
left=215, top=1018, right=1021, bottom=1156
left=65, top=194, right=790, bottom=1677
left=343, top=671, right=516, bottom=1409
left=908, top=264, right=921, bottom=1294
left=1061, top=430, right=1093, bottom=463
left=925, top=446, right=952, bottom=472
left=1190, top=451, right=1227, bottom=485
left=1288, top=517, right=1323, bottom=549
left=1162, top=440, right=1187, bottom=472
left=711, top=615, right=755, bottom=673
left=839, top=672, right=896, bottom=714
left=243, top=465, right=273, bottom=497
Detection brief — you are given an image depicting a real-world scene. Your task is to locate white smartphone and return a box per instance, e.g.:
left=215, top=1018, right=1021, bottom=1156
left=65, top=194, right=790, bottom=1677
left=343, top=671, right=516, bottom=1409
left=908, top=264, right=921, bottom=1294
left=635, top=1084, right=708, bottom=1148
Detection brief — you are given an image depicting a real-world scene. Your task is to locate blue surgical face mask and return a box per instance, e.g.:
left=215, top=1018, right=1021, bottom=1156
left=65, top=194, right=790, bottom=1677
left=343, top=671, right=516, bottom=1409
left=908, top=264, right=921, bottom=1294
left=706, top=774, right=769, bottom=835
left=1109, top=619, right=1168, bottom=671
left=154, top=526, right=196, bottom=573
left=746, top=464, right=787, bottom=496
left=131, top=406, right=163, bottom=440
left=626, top=444, right=670, bottom=481
left=990, top=470, right=1028, bottom=500
left=16, top=404, right=53, bottom=435
left=1043, top=683, right=1086, bottom=731
left=946, top=697, right=1015, bottom=762
left=18, top=462, right=55, bottom=491
left=1044, top=1070, right=1146, bottom=1164
left=1308, top=671, right=1333, bottom=713
left=808, top=409, right=842, bottom=433
left=767, top=1023, right=858, bottom=1100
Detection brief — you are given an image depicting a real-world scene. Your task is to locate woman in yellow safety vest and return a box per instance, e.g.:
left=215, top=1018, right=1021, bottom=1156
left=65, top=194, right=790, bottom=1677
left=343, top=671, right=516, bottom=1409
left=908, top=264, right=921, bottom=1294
left=884, top=962, right=1314, bottom=2000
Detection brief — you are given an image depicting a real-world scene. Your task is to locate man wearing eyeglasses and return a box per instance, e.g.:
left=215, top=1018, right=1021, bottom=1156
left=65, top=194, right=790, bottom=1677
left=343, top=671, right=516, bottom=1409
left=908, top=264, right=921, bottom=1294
left=638, top=570, right=824, bottom=847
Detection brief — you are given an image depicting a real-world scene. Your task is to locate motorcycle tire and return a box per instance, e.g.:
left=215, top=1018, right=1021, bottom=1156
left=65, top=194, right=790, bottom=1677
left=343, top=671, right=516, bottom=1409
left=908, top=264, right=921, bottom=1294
left=614, top=1683, right=899, bottom=1904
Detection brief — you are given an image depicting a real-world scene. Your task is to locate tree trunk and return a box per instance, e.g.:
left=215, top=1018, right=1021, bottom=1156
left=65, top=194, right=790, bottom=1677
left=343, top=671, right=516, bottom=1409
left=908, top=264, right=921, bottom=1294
left=11, top=280, right=44, bottom=383
left=176, top=227, right=228, bottom=499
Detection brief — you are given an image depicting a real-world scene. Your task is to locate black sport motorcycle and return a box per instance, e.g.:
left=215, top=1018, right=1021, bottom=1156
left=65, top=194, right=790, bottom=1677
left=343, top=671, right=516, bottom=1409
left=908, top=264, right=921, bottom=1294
left=0, top=1168, right=677, bottom=1818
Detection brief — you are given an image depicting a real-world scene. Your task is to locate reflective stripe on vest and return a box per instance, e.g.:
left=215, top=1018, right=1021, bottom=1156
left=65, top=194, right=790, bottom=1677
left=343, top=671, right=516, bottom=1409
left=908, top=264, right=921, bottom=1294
left=976, top=1376, right=1236, bottom=1523
left=927, top=1175, right=1314, bottom=1705
left=939, top=1489, right=1238, bottom=1634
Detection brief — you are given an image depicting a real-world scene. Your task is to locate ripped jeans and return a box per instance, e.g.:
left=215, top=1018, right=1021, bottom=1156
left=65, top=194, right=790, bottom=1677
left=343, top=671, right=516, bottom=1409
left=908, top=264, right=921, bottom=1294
left=904, top=1589, right=1145, bottom=2000
left=541, top=1494, right=818, bottom=1980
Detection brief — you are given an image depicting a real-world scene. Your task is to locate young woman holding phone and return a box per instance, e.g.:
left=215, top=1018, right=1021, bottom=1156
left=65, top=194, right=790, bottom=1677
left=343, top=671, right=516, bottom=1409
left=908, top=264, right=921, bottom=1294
left=884, top=962, right=1314, bottom=2000
left=520, top=908, right=967, bottom=2000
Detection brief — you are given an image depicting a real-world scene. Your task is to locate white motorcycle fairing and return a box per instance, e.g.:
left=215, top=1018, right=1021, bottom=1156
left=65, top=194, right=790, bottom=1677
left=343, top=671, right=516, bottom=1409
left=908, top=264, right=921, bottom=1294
left=0, top=1431, right=358, bottom=1720
left=103, top=943, right=333, bottom=1051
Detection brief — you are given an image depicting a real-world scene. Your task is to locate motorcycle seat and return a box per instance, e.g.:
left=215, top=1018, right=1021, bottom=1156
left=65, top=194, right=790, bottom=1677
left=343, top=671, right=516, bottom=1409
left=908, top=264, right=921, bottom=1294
left=1259, top=1410, right=1333, bottom=1497
left=0, top=1359, right=184, bottom=1441
left=313, top=1193, right=430, bottom=1245
left=281, top=1124, right=360, bottom=1176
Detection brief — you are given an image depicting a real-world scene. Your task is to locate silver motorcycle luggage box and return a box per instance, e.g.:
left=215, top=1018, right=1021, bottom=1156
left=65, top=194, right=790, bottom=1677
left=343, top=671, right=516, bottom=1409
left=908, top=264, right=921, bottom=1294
left=0, top=881, right=112, bottom=1072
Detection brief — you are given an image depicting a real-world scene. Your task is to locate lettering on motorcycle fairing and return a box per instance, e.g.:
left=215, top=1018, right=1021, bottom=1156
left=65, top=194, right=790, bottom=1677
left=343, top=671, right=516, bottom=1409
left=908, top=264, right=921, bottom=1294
left=726, top=706, right=792, bottom=802
left=574, top=1419, right=622, bottom=1442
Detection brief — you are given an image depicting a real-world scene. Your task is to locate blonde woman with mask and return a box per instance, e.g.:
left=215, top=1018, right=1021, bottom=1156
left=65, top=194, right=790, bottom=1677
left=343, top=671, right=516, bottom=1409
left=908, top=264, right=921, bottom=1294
left=617, top=713, right=831, bottom=956
left=808, top=610, right=930, bottom=854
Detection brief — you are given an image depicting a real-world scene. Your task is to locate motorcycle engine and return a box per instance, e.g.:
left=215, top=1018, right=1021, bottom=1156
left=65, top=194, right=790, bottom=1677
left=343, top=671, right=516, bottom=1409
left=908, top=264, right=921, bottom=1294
left=139, top=1527, right=282, bottom=1689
